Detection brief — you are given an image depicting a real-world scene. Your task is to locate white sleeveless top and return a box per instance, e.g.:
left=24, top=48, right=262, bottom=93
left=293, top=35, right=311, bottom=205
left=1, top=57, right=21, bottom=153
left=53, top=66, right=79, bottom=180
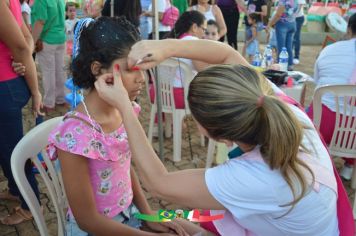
left=192, top=5, right=216, bottom=21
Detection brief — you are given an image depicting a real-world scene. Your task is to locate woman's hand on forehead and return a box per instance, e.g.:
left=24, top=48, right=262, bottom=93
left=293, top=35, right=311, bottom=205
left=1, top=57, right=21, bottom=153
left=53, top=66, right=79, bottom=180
left=128, top=40, right=171, bottom=70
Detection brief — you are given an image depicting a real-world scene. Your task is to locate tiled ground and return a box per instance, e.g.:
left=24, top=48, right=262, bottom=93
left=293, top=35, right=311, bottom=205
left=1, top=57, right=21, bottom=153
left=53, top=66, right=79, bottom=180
left=0, top=45, right=354, bottom=236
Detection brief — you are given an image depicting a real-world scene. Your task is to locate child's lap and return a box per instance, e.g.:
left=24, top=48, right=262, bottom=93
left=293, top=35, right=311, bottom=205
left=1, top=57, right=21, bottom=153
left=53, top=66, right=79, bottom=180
left=66, top=204, right=142, bottom=236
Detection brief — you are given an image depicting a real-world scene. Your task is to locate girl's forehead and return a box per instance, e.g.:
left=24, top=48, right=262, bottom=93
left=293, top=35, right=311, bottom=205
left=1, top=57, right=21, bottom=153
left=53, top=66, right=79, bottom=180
left=207, top=25, right=218, bottom=30
left=113, top=57, right=129, bottom=68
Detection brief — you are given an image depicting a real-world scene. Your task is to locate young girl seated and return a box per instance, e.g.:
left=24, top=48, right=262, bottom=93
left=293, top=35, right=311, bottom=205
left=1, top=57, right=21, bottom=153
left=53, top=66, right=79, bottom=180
left=243, top=13, right=261, bottom=63
left=47, top=16, right=202, bottom=236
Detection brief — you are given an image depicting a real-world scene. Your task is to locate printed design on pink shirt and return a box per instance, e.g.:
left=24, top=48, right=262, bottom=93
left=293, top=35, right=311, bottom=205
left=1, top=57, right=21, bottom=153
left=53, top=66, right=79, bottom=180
left=103, top=207, right=111, bottom=216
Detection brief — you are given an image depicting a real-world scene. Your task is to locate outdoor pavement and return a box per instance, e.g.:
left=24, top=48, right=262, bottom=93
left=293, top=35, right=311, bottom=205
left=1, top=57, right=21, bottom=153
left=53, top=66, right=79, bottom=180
left=0, top=45, right=354, bottom=236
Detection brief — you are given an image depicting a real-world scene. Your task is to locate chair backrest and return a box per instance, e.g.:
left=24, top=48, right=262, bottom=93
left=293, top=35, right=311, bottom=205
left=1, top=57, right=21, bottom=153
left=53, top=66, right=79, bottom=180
left=143, top=69, right=155, bottom=105
left=11, top=116, right=67, bottom=236
left=155, top=58, right=194, bottom=113
left=313, top=85, right=356, bottom=158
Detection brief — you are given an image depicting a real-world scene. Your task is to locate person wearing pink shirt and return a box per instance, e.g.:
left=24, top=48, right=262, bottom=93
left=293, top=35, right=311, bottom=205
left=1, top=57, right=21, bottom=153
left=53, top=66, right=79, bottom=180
left=0, top=0, right=43, bottom=226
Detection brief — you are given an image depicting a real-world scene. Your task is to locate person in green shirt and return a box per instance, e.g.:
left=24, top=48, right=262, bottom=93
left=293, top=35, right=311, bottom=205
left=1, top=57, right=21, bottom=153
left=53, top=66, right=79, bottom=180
left=31, top=0, right=67, bottom=111
left=172, top=0, right=188, bottom=15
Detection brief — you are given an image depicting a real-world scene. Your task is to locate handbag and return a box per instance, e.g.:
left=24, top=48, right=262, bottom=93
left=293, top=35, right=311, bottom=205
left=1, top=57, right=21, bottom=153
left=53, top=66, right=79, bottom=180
left=161, top=0, right=179, bottom=28
left=34, top=39, right=44, bottom=53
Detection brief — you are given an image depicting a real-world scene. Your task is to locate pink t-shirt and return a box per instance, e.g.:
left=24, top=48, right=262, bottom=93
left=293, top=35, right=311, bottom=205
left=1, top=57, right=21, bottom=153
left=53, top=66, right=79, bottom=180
left=0, top=0, right=23, bottom=82
left=47, top=103, right=141, bottom=218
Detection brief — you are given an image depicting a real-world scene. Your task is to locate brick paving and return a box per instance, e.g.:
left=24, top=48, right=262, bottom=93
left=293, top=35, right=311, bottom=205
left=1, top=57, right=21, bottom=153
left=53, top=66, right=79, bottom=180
left=0, top=45, right=354, bottom=236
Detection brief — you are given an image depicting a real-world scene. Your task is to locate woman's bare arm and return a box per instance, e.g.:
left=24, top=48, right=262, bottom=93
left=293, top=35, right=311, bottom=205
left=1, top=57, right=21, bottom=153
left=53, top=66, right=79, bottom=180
left=0, top=1, right=42, bottom=115
left=128, top=39, right=249, bottom=70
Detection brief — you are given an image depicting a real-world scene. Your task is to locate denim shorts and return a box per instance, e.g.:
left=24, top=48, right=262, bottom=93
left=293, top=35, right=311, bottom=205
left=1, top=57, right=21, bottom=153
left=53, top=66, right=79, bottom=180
left=65, top=204, right=142, bottom=236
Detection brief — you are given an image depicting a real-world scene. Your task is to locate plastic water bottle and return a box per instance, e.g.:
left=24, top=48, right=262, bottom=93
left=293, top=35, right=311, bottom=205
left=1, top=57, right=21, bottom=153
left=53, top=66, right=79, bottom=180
left=278, top=47, right=289, bottom=71
left=261, top=45, right=273, bottom=69
left=265, top=45, right=273, bottom=67
left=252, top=52, right=262, bottom=67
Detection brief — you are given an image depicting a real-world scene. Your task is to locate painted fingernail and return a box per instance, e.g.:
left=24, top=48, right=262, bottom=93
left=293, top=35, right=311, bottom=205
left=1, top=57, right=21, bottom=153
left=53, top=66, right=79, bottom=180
left=115, top=64, right=120, bottom=71
left=131, top=66, right=140, bottom=71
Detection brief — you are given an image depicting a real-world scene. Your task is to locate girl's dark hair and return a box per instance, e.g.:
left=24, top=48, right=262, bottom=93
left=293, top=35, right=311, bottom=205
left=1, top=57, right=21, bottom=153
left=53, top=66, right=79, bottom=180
left=167, top=10, right=205, bottom=38
left=71, top=16, right=140, bottom=89
left=348, top=13, right=356, bottom=36
left=249, top=13, right=261, bottom=23
left=207, top=19, right=219, bottom=32
left=102, top=0, right=142, bottom=27
left=190, top=0, right=212, bottom=6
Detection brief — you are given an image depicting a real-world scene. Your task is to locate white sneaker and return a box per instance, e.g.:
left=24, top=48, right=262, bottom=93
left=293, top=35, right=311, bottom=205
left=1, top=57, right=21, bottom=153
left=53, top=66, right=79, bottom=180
left=293, top=58, right=300, bottom=65
left=340, top=165, right=353, bottom=181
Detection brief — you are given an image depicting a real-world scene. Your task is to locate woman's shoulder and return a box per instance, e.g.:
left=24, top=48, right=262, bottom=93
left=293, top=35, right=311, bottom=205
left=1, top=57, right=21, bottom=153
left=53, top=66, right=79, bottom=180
left=212, top=4, right=222, bottom=12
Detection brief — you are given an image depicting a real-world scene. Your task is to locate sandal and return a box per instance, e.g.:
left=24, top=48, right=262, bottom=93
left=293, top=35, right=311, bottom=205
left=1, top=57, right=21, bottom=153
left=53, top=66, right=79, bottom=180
left=0, top=189, right=20, bottom=202
left=0, top=206, right=33, bottom=225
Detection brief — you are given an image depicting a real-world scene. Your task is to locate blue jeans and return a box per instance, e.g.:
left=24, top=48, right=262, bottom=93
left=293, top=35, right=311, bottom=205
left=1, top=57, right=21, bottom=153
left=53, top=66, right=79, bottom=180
left=275, top=20, right=296, bottom=68
left=293, top=16, right=305, bottom=59
left=139, top=16, right=149, bottom=40
left=0, top=76, right=41, bottom=210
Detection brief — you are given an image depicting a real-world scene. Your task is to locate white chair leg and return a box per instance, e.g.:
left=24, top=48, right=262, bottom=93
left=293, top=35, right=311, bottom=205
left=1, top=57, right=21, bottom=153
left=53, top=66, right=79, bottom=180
left=351, top=162, right=356, bottom=189
left=147, top=105, right=156, bottom=143
left=200, top=134, right=205, bottom=147
left=165, top=113, right=172, bottom=138
left=206, top=139, right=216, bottom=168
left=173, top=112, right=183, bottom=162
left=351, top=162, right=356, bottom=219
left=353, top=190, right=356, bottom=219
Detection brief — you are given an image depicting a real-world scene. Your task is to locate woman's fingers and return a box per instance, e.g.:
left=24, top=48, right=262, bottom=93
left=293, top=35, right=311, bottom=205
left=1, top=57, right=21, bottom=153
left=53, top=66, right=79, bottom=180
left=165, top=222, right=189, bottom=236
left=12, top=61, right=26, bottom=75
left=94, top=66, right=131, bottom=110
left=128, top=40, right=166, bottom=69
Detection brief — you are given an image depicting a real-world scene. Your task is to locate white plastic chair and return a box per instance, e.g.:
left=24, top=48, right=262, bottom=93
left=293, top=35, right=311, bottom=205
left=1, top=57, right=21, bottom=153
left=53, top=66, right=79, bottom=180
left=11, top=116, right=67, bottom=236
left=145, top=69, right=173, bottom=141
left=313, top=84, right=356, bottom=217
left=147, top=58, right=208, bottom=162
left=206, top=139, right=217, bottom=168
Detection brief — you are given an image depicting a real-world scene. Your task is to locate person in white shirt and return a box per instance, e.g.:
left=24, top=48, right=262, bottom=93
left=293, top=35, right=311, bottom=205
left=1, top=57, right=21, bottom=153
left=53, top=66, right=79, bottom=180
left=20, top=0, right=31, bottom=31
left=188, top=0, right=227, bottom=38
left=143, top=0, right=171, bottom=39
left=307, top=13, right=356, bottom=180
left=92, top=39, right=346, bottom=235
left=65, top=2, right=79, bottom=57
left=292, top=0, right=305, bottom=65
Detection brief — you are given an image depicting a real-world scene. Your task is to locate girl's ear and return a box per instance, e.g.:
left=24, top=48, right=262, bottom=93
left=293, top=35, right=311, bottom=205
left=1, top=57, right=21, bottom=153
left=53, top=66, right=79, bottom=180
left=191, top=23, right=199, bottom=33
left=91, top=61, right=102, bottom=76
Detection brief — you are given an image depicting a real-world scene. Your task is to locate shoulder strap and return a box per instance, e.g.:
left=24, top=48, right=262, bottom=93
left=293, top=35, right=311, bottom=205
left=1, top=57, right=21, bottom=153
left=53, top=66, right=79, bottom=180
left=63, top=114, right=103, bottom=134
